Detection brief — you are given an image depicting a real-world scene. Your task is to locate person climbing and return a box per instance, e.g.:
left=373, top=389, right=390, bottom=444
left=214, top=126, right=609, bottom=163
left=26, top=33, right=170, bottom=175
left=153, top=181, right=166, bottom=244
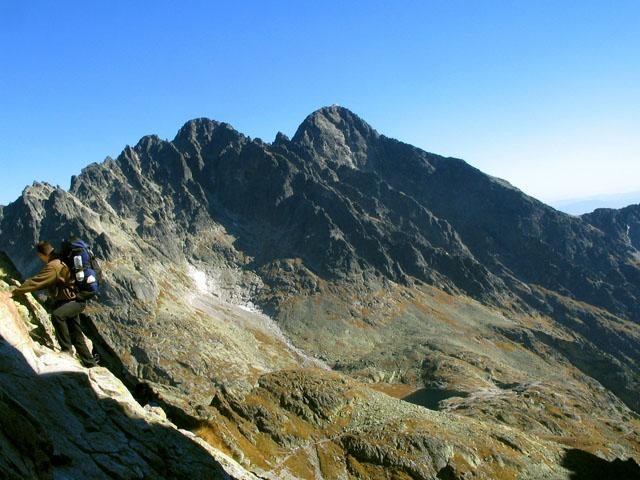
left=9, top=240, right=99, bottom=367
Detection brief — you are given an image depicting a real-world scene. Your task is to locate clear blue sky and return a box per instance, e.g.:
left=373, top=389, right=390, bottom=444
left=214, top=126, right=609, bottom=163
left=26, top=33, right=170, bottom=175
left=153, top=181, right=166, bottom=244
left=1, top=1, right=638, bottom=206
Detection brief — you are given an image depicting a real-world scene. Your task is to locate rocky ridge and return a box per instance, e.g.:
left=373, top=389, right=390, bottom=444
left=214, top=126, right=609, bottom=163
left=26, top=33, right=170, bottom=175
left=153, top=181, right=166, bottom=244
left=0, top=253, right=255, bottom=479
left=1, top=106, right=640, bottom=478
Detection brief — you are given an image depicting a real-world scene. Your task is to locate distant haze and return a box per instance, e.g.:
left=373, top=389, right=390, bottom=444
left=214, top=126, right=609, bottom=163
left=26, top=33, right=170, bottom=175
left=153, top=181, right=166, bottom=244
left=550, top=191, right=640, bottom=216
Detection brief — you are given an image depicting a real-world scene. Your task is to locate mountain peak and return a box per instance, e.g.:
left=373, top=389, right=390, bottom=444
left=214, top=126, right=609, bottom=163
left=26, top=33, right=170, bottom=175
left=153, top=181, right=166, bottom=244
left=22, top=182, right=56, bottom=201
left=293, top=105, right=376, bottom=140
left=134, top=134, right=162, bottom=152
left=292, top=105, right=379, bottom=169
left=173, top=117, right=222, bottom=145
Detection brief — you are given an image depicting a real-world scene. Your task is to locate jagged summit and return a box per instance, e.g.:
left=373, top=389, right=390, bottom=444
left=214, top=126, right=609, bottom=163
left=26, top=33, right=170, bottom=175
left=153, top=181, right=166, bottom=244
left=173, top=117, right=248, bottom=151
left=21, top=181, right=57, bottom=199
left=134, top=134, right=163, bottom=152
left=292, top=105, right=377, bottom=139
left=173, top=117, right=223, bottom=145
left=273, top=131, right=290, bottom=145
left=291, top=105, right=380, bottom=169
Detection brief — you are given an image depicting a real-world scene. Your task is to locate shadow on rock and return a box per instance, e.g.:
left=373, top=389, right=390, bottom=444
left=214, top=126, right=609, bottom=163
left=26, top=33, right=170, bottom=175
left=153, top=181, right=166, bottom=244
left=80, top=313, right=203, bottom=431
left=0, top=334, right=228, bottom=480
left=562, top=448, right=640, bottom=480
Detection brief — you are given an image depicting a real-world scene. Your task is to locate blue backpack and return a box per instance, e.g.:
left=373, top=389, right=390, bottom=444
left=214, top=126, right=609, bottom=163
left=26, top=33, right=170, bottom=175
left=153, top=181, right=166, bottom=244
left=61, top=238, right=101, bottom=300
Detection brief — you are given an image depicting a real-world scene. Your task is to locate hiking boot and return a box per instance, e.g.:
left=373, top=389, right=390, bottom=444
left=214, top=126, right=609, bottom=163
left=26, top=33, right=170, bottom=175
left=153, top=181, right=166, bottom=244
left=81, top=354, right=100, bottom=368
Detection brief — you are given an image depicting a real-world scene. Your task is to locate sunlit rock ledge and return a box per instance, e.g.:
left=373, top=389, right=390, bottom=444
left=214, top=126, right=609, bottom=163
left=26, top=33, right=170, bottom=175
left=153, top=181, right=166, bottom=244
left=0, top=255, right=256, bottom=480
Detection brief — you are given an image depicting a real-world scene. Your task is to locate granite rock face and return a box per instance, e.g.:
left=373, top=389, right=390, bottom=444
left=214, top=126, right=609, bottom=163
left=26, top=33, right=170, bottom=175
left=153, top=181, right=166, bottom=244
left=583, top=204, right=640, bottom=252
left=1, top=106, right=640, bottom=478
left=0, top=256, right=255, bottom=480
left=4, top=107, right=639, bottom=315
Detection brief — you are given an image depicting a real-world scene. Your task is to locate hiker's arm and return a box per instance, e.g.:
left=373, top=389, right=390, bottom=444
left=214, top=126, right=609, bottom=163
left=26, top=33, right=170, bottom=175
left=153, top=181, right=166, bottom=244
left=12, top=264, right=57, bottom=296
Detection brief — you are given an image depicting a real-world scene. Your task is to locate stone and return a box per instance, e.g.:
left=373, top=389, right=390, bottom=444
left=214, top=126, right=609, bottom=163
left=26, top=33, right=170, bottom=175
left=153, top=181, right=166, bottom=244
left=0, top=257, right=256, bottom=480
left=1, top=106, right=640, bottom=478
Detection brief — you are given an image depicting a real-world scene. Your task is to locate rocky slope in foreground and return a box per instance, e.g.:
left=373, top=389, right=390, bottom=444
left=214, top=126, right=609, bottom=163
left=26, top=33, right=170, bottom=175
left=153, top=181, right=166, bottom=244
left=0, top=254, right=254, bottom=479
left=1, top=106, right=640, bottom=478
left=3, top=251, right=639, bottom=479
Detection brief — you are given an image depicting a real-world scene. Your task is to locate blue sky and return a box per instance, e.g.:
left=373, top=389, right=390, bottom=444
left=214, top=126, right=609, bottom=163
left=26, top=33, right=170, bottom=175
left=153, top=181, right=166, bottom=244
left=1, top=1, right=638, bottom=207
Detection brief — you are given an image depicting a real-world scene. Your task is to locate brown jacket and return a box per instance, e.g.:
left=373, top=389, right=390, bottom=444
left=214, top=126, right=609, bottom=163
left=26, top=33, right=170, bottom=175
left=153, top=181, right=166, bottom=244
left=13, top=258, right=76, bottom=303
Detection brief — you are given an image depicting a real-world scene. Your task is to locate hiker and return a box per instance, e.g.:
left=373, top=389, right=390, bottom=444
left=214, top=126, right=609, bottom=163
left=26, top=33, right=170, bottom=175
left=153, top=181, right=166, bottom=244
left=9, top=240, right=99, bottom=367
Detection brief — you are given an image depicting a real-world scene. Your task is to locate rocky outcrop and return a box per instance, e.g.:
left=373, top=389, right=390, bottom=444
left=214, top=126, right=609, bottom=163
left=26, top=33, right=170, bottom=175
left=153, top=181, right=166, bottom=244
left=583, top=204, right=640, bottom=251
left=0, top=256, right=255, bottom=480
left=195, top=368, right=640, bottom=479
left=6, top=107, right=639, bottom=320
left=1, top=106, right=640, bottom=478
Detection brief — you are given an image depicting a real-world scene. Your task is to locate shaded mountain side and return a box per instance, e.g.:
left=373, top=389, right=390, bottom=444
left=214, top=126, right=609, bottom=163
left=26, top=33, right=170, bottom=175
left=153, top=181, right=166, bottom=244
left=2, top=106, right=640, bottom=477
left=365, top=139, right=639, bottom=320
left=66, top=121, right=499, bottom=302
left=0, top=108, right=639, bottom=403
left=583, top=204, right=640, bottom=252
left=1, top=108, right=638, bottom=402
left=290, top=107, right=640, bottom=320
left=86, top=108, right=640, bottom=320
left=3, top=107, right=638, bottom=321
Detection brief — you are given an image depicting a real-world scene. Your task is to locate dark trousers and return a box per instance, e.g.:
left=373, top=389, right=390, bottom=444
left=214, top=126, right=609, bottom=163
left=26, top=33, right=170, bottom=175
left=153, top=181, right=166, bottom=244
left=51, top=301, right=94, bottom=364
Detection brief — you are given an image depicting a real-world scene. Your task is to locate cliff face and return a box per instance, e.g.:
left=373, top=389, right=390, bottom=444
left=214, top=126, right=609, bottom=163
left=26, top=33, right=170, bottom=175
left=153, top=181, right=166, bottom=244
left=583, top=204, right=640, bottom=252
left=1, top=106, right=640, bottom=478
left=0, top=253, right=254, bottom=479
left=9, top=107, right=637, bottom=318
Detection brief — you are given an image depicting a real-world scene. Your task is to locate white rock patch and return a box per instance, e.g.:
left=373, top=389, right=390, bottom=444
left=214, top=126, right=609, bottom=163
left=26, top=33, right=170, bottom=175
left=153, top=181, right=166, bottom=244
left=188, top=264, right=209, bottom=295
left=186, top=263, right=330, bottom=371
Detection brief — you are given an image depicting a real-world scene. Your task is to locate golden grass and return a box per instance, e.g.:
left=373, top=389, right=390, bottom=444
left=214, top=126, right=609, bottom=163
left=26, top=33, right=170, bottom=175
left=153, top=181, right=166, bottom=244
left=538, top=434, right=609, bottom=454
left=276, top=449, right=317, bottom=479
left=494, top=341, right=519, bottom=353
left=196, top=418, right=274, bottom=470
left=486, top=464, right=519, bottom=480
left=317, top=441, right=347, bottom=479
left=369, top=383, right=418, bottom=399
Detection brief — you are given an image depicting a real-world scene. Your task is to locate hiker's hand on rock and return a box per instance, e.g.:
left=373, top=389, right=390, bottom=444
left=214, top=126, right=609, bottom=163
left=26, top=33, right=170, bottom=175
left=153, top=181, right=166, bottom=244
left=10, top=279, right=20, bottom=287
left=6, top=286, right=21, bottom=298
